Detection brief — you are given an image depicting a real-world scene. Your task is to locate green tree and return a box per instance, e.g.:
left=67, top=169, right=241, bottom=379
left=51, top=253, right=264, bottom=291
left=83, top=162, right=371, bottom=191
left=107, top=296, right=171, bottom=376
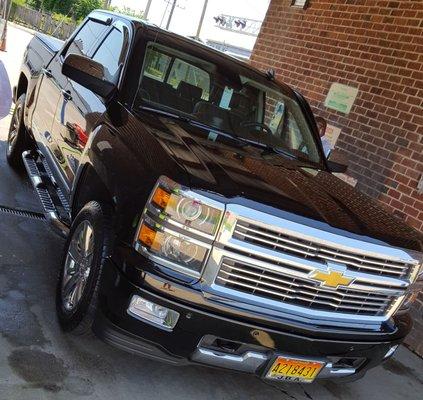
left=26, top=0, right=44, bottom=9
left=73, top=0, right=102, bottom=20
left=35, top=0, right=74, bottom=14
left=25, top=0, right=102, bottom=20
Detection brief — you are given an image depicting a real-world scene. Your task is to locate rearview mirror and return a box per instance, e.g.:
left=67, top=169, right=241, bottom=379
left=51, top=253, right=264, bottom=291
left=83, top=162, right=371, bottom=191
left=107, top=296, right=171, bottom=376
left=62, top=54, right=116, bottom=100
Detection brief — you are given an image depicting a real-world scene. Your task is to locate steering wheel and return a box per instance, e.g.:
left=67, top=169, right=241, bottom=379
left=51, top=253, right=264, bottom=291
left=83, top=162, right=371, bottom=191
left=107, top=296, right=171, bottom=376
left=240, top=121, right=273, bottom=135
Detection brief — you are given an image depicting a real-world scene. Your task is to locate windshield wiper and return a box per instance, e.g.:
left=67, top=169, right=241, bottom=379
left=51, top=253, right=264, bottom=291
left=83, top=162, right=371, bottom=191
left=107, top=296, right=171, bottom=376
left=139, top=105, right=318, bottom=166
left=139, top=104, right=192, bottom=123
left=261, top=145, right=295, bottom=159
left=261, top=146, right=320, bottom=169
left=139, top=105, right=253, bottom=147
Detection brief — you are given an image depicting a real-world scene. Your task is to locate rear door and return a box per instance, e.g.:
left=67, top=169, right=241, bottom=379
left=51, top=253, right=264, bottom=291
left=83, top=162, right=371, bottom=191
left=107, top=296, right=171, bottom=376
left=52, top=20, right=130, bottom=188
left=44, top=17, right=110, bottom=193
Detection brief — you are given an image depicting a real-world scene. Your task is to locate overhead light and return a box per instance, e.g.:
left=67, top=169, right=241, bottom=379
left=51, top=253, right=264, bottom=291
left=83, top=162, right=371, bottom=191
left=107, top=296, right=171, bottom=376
left=291, top=0, right=310, bottom=9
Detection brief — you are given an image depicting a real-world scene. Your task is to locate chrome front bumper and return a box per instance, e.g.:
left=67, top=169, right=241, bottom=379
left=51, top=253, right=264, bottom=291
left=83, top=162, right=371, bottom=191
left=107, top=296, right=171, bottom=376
left=192, top=346, right=360, bottom=379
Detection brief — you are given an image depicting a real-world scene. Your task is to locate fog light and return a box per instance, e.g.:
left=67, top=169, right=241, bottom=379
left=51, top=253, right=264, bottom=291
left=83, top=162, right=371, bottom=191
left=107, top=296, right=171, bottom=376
left=127, top=295, right=179, bottom=331
left=384, top=345, right=399, bottom=359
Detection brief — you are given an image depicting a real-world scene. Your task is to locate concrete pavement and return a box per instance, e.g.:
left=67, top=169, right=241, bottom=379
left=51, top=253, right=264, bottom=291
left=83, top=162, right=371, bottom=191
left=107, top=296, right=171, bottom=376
left=0, top=23, right=422, bottom=400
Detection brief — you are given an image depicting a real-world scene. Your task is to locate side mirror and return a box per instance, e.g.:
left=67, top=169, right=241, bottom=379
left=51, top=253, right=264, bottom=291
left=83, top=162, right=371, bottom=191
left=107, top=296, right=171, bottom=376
left=327, top=160, right=348, bottom=173
left=62, top=54, right=116, bottom=100
left=327, top=149, right=348, bottom=173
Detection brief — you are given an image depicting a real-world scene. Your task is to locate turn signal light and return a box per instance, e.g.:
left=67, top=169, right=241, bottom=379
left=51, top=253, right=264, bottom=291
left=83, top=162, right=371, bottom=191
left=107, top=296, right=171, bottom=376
left=139, top=224, right=157, bottom=249
left=152, top=187, right=171, bottom=209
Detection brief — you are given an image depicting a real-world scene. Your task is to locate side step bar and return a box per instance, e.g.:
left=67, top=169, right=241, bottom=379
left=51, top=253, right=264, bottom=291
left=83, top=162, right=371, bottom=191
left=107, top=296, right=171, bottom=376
left=22, top=150, right=70, bottom=238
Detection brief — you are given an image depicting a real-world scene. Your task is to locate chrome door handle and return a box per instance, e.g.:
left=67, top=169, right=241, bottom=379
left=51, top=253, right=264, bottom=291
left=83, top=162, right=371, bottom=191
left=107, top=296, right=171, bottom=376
left=44, top=131, right=52, bottom=143
left=61, top=89, right=72, bottom=101
left=42, top=68, right=53, bottom=78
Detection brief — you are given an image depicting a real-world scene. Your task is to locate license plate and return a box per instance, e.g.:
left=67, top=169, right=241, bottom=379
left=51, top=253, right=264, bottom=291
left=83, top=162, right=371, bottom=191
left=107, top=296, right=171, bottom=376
left=266, top=356, right=324, bottom=383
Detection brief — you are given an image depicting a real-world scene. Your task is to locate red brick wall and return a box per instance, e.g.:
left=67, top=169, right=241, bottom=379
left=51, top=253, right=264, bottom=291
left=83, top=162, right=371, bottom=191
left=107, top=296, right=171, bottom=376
left=250, top=0, right=423, bottom=232
left=251, top=0, right=423, bottom=357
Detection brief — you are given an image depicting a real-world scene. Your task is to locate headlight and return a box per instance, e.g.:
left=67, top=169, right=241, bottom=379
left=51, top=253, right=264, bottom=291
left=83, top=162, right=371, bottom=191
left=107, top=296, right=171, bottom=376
left=398, top=254, right=423, bottom=313
left=150, top=177, right=222, bottom=236
left=137, top=222, right=208, bottom=274
left=134, top=176, right=224, bottom=277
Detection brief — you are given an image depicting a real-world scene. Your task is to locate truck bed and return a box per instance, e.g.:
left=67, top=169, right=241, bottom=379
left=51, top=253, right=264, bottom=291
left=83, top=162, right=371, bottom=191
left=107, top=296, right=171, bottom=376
left=24, top=33, right=64, bottom=78
left=35, top=33, right=64, bottom=55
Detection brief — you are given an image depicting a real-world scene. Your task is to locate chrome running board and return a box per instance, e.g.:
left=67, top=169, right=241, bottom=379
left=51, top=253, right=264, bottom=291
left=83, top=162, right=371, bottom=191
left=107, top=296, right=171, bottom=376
left=22, top=150, right=70, bottom=237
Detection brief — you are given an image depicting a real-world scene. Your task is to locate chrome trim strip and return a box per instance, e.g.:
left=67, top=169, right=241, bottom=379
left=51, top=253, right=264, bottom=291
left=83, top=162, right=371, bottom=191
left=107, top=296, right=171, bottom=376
left=218, top=269, right=392, bottom=307
left=220, top=262, right=396, bottom=300
left=191, top=348, right=268, bottom=373
left=318, top=364, right=356, bottom=378
left=234, top=223, right=411, bottom=271
left=224, top=204, right=419, bottom=265
left=216, top=275, right=388, bottom=312
left=212, top=245, right=407, bottom=293
left=202, top=247, right=405, bottom=324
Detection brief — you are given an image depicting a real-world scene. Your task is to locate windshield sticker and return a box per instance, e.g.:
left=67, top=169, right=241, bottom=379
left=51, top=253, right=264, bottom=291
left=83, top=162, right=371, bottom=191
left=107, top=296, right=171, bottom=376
left=219, top=86, right=234, bottom=110
left=208, top=131, right=219, bottom=142
left=325, top=124, right=342, bottom=147
left=269, top=101, right=285, bottom=133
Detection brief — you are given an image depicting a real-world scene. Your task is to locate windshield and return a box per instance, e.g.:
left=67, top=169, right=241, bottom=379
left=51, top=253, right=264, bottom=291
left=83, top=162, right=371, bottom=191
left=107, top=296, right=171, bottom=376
left=134, top=42, right=322, bottom=164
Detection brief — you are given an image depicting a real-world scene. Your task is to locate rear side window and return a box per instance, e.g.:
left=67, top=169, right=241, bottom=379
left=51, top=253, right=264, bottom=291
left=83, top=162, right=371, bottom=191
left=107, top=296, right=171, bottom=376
left=65, top=20, right=108, bottom=57
left=92, top=26, right=126, bottom=82
left=167, top=59, right=210, bottom=99
left=144, top=49, right=171, bottom=82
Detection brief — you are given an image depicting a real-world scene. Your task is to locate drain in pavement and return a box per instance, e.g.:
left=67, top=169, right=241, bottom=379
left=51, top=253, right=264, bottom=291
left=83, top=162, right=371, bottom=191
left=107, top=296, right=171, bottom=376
left=0, top=205, right=45, bottom=220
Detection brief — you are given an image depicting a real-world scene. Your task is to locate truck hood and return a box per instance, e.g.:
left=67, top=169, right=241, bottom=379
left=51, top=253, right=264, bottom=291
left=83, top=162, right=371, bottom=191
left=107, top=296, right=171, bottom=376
left=138, top=111, right=423, bottom=252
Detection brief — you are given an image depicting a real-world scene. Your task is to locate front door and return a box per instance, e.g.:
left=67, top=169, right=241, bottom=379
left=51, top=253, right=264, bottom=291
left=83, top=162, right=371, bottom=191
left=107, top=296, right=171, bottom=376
left=52, top=20, right=129, bottom=189
left=45, top=17, right=110, bottom=192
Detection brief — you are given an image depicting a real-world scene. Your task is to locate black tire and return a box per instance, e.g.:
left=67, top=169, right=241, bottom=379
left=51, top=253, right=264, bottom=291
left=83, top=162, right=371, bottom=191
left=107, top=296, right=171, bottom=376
left=56, top=201, right=113, bottom=335
left=6, top=93, right=29, bottom=169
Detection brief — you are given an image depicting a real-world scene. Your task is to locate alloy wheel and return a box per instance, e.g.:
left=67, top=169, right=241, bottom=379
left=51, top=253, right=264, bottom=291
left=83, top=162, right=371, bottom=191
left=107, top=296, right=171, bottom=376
left=61, top=220, right=95, bottom=312
left=7, top=105, right=21, bottom=156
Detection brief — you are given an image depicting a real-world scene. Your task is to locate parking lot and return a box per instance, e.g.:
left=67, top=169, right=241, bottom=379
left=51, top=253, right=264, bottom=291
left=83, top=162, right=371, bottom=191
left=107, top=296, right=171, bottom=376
left=0, top=24, right=422, bottom=400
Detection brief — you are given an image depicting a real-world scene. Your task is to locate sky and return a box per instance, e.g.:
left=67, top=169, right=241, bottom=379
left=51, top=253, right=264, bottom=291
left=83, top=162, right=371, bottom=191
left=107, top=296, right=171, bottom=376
left=111, top=0, right=271, bottom=50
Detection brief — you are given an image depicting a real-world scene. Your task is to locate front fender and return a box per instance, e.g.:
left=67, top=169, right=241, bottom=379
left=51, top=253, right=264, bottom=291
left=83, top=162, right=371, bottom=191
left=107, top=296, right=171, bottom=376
left=71, top=109, right=190, bottom=246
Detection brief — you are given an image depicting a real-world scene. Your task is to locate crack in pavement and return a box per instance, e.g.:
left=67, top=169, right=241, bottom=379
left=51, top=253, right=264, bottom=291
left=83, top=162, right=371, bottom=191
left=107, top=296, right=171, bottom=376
left=262, top=381, right=299, bottom=400
left=300, top=383, right=313, bottom=400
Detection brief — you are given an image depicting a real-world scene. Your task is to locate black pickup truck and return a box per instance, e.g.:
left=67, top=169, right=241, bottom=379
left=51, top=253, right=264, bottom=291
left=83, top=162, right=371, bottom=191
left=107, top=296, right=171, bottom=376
left=7, top=10, right=423, bottom=383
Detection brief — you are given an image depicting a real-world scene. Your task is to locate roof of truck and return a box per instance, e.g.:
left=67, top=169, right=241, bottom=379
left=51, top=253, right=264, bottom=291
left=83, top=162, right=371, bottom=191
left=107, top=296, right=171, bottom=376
left=91, top=9, right=225, bottom=52
left=90, top=9, right=294, bottom=96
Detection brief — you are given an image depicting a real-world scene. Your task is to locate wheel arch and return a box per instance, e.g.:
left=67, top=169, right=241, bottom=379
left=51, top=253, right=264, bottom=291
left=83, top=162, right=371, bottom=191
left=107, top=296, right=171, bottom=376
left=70, top=163, right=115, bottom=221
left=16, top=73, right=29, bottom=101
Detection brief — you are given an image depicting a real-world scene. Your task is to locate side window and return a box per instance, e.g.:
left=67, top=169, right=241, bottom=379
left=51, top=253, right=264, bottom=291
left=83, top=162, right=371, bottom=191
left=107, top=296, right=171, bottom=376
left=167, top=58, right=210, bottom=100
left=92, top=26, right=126, bottom=82
left=65, top=20, right=108, bottom=57
left=143, top=48, right=171, bottom=82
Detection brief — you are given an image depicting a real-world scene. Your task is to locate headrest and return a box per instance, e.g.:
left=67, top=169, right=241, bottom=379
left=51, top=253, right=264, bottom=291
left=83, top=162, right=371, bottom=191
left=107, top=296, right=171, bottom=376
left=177, top=81, right=203, bottom=100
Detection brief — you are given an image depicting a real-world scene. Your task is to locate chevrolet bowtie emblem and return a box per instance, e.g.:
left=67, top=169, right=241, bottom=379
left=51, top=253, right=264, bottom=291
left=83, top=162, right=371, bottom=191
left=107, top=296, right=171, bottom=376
left=310, top=268, right=354, bottom=288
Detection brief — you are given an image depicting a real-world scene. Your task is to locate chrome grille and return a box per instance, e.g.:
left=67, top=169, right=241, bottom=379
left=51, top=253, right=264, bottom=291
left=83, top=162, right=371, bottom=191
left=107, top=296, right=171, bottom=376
left=233, top=221, right=414, bottom=279
left=216, top=259, right=397, bottom=316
